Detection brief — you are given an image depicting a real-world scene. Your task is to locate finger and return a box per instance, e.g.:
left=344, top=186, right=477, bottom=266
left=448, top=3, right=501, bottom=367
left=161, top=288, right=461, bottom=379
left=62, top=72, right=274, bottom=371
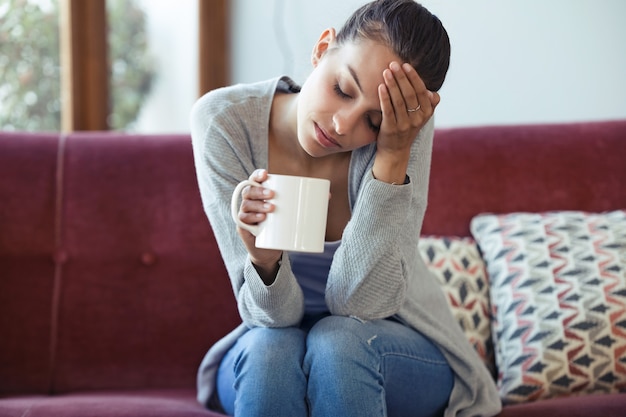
left=243, top=183, right=273, bottom=201
left=430, top=91, right=441, bottom=109
left=239, top=199, right=274, bottom=228
left=378, top=83, right=395, bottom=129
left=383, top=67, right=408, bottom=125
left=402, top=63, right=434, bottom=115
left=249, top=168, right=268, bottom=182
left=238, top=210, right=266, bottom=225
left=391, top=62, right=420, bottom=113
left=241, top=197, right=273, bottom=213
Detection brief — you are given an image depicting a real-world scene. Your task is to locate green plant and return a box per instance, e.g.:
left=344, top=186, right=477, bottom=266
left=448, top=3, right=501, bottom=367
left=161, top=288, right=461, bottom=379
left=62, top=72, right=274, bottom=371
left=0, top=0, right=155, bottom=131
left=0, top=0, right=61, bottom=131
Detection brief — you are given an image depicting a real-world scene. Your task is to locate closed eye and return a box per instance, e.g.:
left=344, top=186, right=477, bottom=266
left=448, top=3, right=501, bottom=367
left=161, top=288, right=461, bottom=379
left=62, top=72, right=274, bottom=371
left=367, top=116, right=380, bottom=133
left=335, top=83, right=379, bottom=133
left=333, top=84, right=351, bottom=99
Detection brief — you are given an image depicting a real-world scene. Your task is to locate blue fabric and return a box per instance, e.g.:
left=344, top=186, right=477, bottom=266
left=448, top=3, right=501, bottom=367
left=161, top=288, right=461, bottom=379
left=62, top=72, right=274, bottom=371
left=216, top=315, right=454, bottom=417
left=289, top=240, right=341, bottom=315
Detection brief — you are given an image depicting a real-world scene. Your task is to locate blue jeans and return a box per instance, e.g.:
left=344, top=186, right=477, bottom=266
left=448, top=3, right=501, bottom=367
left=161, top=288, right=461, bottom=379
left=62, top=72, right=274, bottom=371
left=216, top=314, right=454, bottom=417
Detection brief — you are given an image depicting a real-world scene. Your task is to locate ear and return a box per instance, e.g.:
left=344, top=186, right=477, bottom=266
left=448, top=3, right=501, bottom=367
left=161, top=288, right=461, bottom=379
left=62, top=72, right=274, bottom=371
left=311, top=28, right=337, bottom=67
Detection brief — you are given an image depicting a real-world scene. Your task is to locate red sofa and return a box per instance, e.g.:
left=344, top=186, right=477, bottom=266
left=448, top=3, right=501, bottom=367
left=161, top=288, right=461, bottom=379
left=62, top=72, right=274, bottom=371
left=1, top=120, right=625, bottom=416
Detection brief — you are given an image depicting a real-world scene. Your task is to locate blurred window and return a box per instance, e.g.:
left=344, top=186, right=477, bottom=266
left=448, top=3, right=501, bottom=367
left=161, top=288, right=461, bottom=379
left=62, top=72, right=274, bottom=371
left=107, top=0, right=156, bottom=131
left=0, top=0, right=61, bottom=131
left=0, top=0, right=225, bottom=132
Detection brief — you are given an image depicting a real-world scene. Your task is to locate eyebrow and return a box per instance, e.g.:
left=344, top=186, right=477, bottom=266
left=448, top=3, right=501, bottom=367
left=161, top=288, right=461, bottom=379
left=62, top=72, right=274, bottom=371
left=347, top=64, right=382, bottom=116
left=348, top=65, right=363, bottom=93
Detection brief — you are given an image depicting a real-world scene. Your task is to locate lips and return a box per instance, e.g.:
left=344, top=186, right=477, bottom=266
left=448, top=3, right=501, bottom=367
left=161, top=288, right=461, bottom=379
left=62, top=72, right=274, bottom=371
left=314, top=123, right=341, bottom=149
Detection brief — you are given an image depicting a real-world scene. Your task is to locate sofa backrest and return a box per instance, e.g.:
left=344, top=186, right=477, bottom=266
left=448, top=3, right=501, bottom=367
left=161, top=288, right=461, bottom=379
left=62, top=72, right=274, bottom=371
left=2, top=120, right=625, bottom=395
left=0, top=133, right=60, bottom=395
left=423, top=120, right=626, bottom=236
left=0, top=132, right=240, bottom=395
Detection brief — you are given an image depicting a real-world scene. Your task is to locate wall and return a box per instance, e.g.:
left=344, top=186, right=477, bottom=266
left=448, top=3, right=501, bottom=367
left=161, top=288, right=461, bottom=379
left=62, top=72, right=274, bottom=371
left=133, top=0, right=198, bottom=133
left=134, top=0, right=626, bottom=132
left=230, top=0, right=626, bottom=128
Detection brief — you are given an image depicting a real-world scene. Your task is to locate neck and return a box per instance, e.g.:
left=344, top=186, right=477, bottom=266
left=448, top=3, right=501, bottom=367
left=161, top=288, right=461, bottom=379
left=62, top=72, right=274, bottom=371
left=269, top=93, right=313, bottom=167
left=269, top=92, right=298, bottom=150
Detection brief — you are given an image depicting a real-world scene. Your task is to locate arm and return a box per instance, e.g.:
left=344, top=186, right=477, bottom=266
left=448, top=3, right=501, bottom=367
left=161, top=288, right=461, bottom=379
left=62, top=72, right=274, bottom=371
left=325, top=121, right=434, bottom=319
left=325, top=62, right=437, bottom=319
left=190, top=89, right=304, bottom=328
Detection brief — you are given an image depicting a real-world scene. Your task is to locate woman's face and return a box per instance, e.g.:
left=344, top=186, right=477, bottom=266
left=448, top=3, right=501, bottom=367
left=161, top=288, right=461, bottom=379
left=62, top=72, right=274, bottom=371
left=297, top=33, right=401, bottom=158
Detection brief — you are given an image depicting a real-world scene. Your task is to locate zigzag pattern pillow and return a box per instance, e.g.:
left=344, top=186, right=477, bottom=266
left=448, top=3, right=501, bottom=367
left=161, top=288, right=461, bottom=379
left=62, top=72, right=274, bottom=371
left=418, top=236, right=495, bottom=375
left=471, top=210, right=626, bottom=404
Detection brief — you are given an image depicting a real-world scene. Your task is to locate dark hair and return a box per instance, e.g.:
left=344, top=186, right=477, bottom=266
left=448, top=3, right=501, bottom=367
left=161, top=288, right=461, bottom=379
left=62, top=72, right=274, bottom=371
left=336, top=0, right=450, bottom=91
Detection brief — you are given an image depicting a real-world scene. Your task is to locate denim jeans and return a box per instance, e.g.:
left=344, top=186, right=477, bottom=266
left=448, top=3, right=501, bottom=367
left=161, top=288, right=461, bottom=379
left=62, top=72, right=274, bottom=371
left=216, top=314, right=454, bottom=417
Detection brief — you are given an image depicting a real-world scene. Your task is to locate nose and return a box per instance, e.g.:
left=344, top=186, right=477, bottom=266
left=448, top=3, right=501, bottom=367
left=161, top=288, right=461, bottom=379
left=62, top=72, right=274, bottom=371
left=332, top=110, right=358, bottom=136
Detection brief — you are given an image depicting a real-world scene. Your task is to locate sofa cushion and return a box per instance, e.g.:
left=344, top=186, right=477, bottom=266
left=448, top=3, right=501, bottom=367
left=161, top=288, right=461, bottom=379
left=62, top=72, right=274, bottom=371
left=0, top=389, right=221, bottom=417
left=471, top=211, right=626, bottom=404
left=495, top=392, right=626, bottom=417
left=418, top=236, right=495, bottom=375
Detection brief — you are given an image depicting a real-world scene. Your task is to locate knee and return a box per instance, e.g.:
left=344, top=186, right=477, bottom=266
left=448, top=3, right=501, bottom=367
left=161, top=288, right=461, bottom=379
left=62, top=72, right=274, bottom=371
left=221, top=327, right=309, bottom=416
left=235, top=327, right=306, bottom=375
left=305, top=316, right=374, bottom=366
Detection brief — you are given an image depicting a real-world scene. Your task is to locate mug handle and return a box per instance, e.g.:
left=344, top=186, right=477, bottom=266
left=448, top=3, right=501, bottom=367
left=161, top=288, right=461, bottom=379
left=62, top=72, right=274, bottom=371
left=231, top=179, right=262, bottom=236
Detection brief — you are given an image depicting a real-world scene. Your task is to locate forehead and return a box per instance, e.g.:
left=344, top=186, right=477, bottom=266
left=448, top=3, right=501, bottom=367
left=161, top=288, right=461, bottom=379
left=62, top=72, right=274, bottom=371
left=331, top=39, right=400, bottom=90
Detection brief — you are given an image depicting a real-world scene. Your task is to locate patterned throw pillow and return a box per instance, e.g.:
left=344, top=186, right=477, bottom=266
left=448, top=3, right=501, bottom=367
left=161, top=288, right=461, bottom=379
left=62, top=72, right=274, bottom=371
left=470, top=211, right=626, bottom=404
left=418, top=236, right=495, bottom=375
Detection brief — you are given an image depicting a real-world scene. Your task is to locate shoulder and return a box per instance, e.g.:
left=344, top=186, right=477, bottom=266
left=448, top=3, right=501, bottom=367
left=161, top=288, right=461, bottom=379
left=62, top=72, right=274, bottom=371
left=197, top=78, right=278, bottom=108
left=189, top=78, right=282, bottom=164
left=191, top=78, right=279, bottom=130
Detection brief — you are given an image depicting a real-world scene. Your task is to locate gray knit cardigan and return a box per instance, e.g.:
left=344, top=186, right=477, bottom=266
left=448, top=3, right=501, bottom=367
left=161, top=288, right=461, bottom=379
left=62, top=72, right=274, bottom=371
left=190, top=77, right=501, bottom=417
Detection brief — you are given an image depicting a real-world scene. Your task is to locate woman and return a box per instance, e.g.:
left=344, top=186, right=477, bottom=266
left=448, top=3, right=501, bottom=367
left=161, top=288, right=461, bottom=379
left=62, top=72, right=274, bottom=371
left=190, top=1, right=500, bottom=416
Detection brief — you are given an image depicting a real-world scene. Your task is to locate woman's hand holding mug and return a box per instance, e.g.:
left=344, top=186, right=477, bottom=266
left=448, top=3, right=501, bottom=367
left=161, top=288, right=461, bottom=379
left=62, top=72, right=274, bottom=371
left=231, top=169, right=330, bottom=284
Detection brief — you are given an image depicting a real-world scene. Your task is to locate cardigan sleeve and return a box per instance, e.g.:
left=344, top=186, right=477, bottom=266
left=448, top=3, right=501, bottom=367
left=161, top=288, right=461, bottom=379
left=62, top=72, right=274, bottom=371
left=325, top=118, right=434, bottom=320
left=190, top=86, right=304, bottom=329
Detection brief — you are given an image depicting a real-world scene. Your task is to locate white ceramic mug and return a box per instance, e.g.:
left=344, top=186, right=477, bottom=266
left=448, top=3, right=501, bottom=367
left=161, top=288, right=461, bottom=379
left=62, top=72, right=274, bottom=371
left=231, top=174, right=330, bottom=253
